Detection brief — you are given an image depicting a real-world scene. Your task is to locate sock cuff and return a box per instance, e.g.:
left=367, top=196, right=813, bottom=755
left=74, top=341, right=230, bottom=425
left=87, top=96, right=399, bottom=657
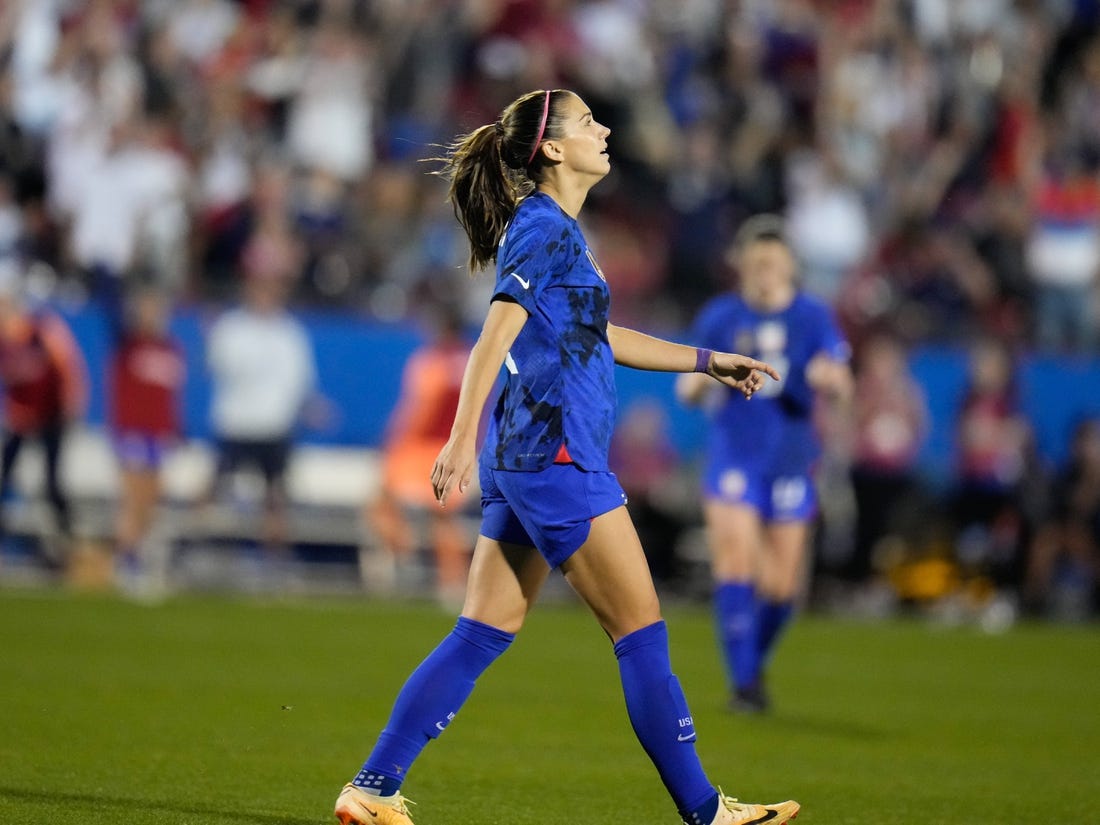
left=454, top=615, right=515, bottom=654
left=681, top=791, right=720, bottom=825
left=613, top=619, right=668, bottom=659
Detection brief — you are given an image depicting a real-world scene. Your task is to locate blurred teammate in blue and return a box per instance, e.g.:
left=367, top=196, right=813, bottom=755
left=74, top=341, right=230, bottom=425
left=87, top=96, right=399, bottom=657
left=334, top=91, right=799, bottom=825
left=677, top=215, right=851, bottom=713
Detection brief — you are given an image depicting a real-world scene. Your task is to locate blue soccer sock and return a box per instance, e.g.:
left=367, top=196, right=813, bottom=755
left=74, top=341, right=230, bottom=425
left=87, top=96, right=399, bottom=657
left=757, top=599, right=794, bottom=665
left=353, top=616, right=514, bottom=795
left=714, top=581, right=760, bottom=690
left=614, top=621, right=717, bottom=821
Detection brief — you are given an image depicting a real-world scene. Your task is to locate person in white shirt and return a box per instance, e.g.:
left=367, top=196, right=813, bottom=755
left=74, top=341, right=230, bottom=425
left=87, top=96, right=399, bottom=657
left=205, top=271, right=316, bottom=550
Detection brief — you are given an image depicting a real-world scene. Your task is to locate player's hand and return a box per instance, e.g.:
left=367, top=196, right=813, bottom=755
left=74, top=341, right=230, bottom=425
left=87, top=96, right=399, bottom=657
left=431, top=436, right=476, bottom=507
left=706, top=352, right=781, bottom=399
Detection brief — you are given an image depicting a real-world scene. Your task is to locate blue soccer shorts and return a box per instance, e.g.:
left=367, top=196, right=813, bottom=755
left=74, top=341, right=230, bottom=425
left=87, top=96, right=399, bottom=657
left=113, top=430, right=172, bottom=471
left=702, top=463, right=818, bottom=522
left=479, top=462, right=628, bottom=569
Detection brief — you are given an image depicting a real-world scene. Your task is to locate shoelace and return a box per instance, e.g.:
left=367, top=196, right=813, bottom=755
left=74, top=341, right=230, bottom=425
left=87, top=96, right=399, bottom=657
left=718, top=791, right=760, bottom=816
left=380, top=793, right=416, bottom=816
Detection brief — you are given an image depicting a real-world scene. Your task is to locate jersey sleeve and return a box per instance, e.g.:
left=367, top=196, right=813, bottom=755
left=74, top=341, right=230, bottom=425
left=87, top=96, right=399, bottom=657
left=810, top=300, right=851, bottom=362
left=493, top=213, right=564, bottom=313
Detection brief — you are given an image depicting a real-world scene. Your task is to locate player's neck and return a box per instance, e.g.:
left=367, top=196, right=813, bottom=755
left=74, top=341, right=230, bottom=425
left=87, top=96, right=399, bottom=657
left=536, top=177, right=592, bottom=219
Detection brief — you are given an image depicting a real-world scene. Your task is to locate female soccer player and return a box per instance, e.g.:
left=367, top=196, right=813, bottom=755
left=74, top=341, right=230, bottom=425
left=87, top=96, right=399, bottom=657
left=335, top=91, right=800, bottom=825
left=677, top=215, right=852, bottom=713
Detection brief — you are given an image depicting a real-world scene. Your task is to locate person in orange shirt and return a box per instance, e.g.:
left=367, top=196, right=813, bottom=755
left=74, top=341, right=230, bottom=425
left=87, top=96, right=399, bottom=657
left=0, top=268, right=88, bottom=550
left=369, top=307, right=473, bottom=601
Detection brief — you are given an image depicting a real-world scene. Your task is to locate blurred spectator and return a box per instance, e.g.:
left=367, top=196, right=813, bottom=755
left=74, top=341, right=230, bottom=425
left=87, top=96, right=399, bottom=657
left=949, top=338, right=1034, bottom=595
left=199, top=157, right=296, bottom=297
left=107, top=284, right=184, bottom=594
left=161, top=0, right=240, bottom=68
left=970, top=182, right=1035, bottom=346
left=1024, top=148, right=1100, bottom=353
left=238, top=162, right=304, bottom=292
left=844, top=220, right=1000, bottom=346
left=68, top=114, right=189, bottom=300
left=0, top=263, right=87, bottom=549
left=1023, top=417, right=1100, bottom=619
left=40, top=5, right=146, bottom=223
left=718, top=16, right=788, bottom=216
left=754, top=0, right=820, bottom=136
left=820, top=8, right=938, bottom=195
left=784, top=148, right=870, bottom=303
left=846, top=332, right=930, bottom=583
left=662, top=119, right=739, bottom=320
left=286, top=20, right=373, bottom=183
left=203, top=270, right=317, bottom=553
left=366, top=305, right=473, bottom=603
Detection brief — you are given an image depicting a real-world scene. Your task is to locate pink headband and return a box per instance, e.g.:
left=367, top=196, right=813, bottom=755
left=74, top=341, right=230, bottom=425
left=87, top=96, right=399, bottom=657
left=526, top=90, right=551, bottom=165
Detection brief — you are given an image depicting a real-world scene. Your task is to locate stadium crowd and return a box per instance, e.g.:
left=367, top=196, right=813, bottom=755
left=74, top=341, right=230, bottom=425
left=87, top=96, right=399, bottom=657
left=0, top=0, right=1097, bottom=619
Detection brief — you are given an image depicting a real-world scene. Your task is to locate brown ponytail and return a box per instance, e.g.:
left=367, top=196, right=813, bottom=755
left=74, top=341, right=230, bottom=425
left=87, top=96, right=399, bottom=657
left=430, top=90, right=565, bottom=272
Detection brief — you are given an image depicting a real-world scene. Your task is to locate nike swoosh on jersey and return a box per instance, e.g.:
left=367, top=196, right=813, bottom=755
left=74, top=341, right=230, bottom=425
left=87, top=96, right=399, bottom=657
left=511, top=272, right=531, bottom=289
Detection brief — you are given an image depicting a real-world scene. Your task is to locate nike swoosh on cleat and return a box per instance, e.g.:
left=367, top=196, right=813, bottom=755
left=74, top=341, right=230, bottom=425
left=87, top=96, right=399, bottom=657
left=363, top=806, right=379, bottom=818
left=745, top=811, right=778, bottom=824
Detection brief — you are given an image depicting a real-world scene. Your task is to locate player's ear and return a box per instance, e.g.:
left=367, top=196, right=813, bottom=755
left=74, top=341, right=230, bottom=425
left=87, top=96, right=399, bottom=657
left=541, top=139, right=565, bottom=163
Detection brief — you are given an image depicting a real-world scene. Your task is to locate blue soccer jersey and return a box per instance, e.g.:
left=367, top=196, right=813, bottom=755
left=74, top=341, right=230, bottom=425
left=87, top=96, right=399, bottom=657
left=482, top=192, right=616, bottom=472
left=690, top=290, right=849, bottom=484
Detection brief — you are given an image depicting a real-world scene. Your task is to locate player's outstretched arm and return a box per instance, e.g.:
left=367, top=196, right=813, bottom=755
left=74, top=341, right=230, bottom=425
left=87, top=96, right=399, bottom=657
left=608, top=323, right=779, bottom=400
left=806, top=351, right=854, bottom=403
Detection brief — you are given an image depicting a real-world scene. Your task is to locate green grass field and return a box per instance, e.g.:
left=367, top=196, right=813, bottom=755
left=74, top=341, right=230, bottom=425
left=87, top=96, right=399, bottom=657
left=1, top=588, right=1096, bottom=825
